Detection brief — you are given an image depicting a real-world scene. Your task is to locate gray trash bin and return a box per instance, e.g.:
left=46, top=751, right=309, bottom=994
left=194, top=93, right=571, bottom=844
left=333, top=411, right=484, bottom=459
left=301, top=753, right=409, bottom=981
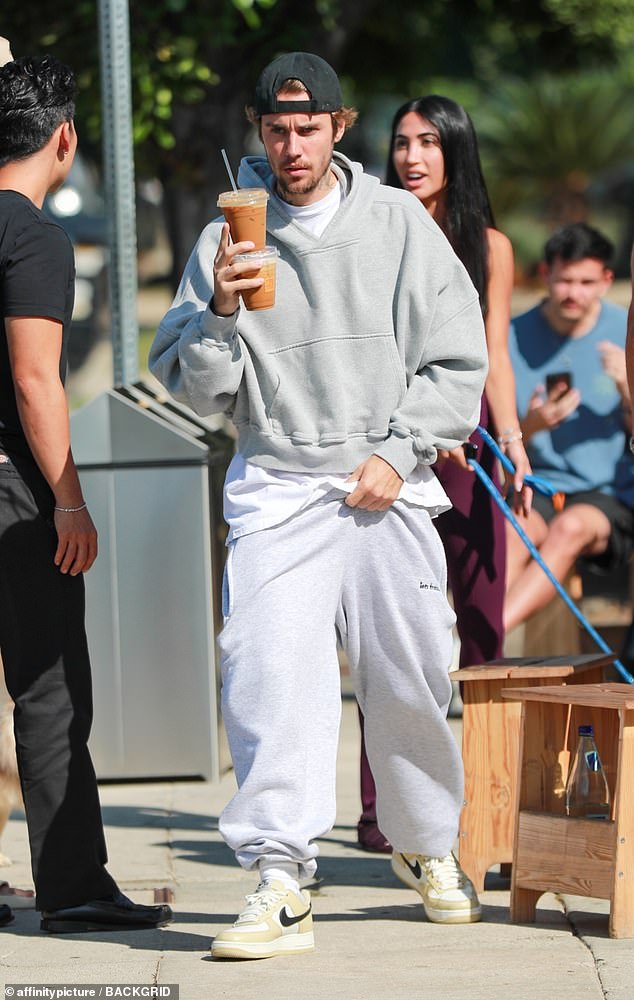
left=70, top=381, right=234, bottom=781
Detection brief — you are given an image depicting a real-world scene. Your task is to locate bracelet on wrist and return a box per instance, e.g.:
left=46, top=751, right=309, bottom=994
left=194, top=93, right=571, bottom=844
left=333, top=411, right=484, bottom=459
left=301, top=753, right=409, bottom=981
left=54, top=502, right=87, bottom=513
left=497, top=430, right=523, bottom=446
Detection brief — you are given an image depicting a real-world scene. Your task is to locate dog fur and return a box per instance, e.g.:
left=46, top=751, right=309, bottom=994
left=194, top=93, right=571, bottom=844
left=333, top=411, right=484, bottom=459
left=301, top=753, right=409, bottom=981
left=0, top=700, right=22, bottom=866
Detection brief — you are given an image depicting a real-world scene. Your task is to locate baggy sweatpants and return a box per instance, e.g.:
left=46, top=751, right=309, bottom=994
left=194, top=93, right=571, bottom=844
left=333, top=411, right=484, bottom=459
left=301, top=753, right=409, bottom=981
left=218, top=492, right=464, bottom=878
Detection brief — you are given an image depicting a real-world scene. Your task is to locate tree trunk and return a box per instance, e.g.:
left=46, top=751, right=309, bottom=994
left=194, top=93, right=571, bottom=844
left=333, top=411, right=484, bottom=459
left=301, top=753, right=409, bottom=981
left=159, top=81, right=251, bottom=288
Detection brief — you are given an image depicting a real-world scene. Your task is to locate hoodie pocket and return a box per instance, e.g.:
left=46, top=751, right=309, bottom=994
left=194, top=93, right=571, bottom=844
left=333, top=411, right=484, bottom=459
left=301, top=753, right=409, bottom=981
left=267, top=333, right=405, bottom=445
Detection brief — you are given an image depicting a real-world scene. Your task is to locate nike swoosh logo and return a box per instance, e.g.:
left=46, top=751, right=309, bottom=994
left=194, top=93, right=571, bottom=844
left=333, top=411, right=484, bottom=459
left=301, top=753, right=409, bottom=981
left=279, top=903, right=312, bottom=927
left=400, top=854, right=422, bottom=879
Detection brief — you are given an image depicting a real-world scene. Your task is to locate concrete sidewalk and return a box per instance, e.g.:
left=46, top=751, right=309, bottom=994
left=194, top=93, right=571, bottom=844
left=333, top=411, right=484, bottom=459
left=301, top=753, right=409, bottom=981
left=0, top=697, right=632, bottom=999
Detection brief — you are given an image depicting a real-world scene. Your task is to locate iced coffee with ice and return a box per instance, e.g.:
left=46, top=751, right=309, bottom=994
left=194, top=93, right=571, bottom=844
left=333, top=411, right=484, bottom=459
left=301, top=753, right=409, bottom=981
left=233, top=246, right=278, bottom=311
left=217, top=189, right=268, bottom=249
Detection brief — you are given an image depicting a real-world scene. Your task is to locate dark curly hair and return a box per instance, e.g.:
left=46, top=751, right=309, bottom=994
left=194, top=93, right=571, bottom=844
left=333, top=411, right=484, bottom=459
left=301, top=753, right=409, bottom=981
left=544, top=223, right=614, bottom=268
left=0, top=54, right=76, bottom=166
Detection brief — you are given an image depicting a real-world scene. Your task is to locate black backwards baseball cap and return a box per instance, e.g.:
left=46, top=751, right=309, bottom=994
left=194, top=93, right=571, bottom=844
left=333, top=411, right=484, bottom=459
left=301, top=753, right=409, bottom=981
left=254, top=52, right=343, bottom=115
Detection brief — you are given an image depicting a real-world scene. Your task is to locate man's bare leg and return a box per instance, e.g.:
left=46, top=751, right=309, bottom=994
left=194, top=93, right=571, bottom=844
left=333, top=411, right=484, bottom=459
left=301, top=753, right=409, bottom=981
left=505, top=509, right=548, bottom=591
left=504, top=504, right=611, bottom=631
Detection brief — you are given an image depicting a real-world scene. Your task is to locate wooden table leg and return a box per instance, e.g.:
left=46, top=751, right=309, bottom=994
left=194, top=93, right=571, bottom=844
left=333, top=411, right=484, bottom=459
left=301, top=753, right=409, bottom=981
left=610, top=709, right=634, bottom=938
left=510, top=886, right=541, bottom=924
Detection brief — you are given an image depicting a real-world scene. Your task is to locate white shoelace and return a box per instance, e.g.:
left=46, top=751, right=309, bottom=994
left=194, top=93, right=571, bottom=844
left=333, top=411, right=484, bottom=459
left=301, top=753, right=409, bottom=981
left=422, top=854, right=467, bottom=889
left=234, top=882, right=288, bottom=925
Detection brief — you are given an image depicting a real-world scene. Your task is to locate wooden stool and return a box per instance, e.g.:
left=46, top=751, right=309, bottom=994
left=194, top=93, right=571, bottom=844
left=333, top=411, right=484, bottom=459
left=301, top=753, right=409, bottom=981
left=454, top=654, right=612, bottom=892
left=504, top=682, right=634, bottom=938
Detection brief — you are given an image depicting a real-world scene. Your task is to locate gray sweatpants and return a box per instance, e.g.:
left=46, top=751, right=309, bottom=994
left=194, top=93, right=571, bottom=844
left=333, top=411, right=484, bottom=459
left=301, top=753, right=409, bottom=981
left=218, top=492, right=463, bottom=878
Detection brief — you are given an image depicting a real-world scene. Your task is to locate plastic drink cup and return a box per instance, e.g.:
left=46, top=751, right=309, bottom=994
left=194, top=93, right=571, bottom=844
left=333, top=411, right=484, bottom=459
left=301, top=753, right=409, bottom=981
left=217, top=188, right=269, bottom=249
left=233, top=246, right=278, bottom=311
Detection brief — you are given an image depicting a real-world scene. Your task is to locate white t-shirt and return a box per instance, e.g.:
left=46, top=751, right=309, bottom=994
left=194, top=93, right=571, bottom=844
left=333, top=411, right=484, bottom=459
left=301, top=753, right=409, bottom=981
left=224, top=180, right=451, bottom=542
left=224, top=452, right=451, bottom=541
left=271, top=180, right=342, bottom=237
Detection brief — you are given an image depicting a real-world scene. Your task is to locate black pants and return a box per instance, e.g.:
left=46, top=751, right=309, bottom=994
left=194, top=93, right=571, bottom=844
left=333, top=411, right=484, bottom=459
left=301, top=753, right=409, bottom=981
left=0, top=455, right=117, bottom=910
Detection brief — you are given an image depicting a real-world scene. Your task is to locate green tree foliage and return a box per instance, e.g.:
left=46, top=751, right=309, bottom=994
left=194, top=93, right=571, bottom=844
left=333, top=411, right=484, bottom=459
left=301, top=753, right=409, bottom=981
left=4, top=0, right=370, bottom=276
left=477, top=71, right=634, bottom=224
left=544, top=0, right=634, bottom=51
left=5, top=0, right=626, bottom=176
left=4, top=0, right=281, bottom=168
left=3, top=0, right=632, bottom=277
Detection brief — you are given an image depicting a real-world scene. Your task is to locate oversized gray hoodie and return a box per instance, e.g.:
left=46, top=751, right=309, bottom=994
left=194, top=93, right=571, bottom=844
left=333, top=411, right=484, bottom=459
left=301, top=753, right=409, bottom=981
left=149, top=152, right=488, bottom=480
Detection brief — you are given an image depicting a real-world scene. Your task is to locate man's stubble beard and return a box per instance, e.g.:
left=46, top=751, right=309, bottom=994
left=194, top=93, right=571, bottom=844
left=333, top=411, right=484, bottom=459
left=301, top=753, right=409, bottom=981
left=274, top=158, right=336, bottom=204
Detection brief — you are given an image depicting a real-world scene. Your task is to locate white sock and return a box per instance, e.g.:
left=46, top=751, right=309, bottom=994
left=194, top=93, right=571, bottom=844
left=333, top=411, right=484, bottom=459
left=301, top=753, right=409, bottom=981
left=259, top=861, right=301, bottom=895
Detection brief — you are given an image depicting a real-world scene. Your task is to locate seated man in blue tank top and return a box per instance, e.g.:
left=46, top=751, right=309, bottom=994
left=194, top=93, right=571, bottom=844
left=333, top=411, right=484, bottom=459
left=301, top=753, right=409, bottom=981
left=505, top=223, right=633, bottom=631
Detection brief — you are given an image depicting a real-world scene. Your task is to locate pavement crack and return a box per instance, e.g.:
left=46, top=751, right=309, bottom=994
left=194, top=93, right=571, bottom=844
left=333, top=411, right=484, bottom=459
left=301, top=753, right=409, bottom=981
left=166, top=784, right=177, bottom=885
left=153, top=953, right=163, bottom=985
left=558, top=894, right=608, bottom=997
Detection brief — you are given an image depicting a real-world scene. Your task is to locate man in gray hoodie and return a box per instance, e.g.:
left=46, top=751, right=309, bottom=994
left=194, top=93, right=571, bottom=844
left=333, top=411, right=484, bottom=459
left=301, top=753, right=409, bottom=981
left=150, top=52, right=488, bottom=959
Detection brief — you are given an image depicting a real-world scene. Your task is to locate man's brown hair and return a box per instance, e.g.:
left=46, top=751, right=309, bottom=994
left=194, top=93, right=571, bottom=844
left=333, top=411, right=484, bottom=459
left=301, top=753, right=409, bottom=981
left=246, top=78, right=358, bottom=137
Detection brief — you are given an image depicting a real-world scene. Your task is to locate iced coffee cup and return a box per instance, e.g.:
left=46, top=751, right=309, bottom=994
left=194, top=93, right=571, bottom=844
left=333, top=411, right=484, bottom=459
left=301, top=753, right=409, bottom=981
left=217, top=188, right=269, bottom=249
left=233, top=246, right=278, bottom=311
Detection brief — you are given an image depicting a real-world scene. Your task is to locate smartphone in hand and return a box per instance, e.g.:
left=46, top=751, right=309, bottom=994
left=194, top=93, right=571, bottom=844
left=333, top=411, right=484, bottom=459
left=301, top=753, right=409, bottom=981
left=545, top=371, right=573, bottom=394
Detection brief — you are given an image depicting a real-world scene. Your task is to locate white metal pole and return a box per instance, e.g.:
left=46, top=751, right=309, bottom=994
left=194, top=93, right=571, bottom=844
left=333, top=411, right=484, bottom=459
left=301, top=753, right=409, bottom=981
left=98, top=0, right=139, bottom=385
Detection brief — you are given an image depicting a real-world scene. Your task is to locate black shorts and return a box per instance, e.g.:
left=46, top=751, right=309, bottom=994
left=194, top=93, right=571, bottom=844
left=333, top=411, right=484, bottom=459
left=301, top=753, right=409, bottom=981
left=531, top=488, right=634, bottom=573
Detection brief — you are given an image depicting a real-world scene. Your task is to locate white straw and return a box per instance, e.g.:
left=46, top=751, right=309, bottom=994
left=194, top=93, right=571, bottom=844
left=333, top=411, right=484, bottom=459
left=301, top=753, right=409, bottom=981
left=221, top=148, right=238, bottom=191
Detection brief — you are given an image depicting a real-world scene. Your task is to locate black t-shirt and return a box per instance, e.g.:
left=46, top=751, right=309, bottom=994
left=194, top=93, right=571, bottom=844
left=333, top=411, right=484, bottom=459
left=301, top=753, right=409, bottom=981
left=0, top=189, right=74, bottom=458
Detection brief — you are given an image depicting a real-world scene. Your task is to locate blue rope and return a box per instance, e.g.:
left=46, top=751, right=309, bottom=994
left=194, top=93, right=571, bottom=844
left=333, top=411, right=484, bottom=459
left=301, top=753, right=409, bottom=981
left=469, top=427, right=634, bottom=684
left=477, top=424, right=558, bottom=499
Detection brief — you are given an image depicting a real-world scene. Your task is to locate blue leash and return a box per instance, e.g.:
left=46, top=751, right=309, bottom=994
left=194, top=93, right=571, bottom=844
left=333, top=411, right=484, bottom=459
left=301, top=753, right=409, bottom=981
left=477, top=424, right=560, bottom=500
left=467, top=425, right=634, bottom=684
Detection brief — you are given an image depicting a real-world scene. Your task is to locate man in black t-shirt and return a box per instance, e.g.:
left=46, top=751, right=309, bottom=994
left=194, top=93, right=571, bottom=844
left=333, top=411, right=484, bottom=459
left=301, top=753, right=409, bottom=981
left=0, top=55, right=172, bottom=933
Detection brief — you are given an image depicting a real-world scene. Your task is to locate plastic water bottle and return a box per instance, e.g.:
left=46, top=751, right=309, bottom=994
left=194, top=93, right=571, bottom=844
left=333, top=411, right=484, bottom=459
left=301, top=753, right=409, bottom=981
left=565, top=724, right=610, bottom=820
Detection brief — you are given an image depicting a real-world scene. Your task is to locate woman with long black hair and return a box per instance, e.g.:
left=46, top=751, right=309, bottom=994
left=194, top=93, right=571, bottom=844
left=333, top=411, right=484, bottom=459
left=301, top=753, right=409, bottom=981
left=358, top=95, right=531, bottom=853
